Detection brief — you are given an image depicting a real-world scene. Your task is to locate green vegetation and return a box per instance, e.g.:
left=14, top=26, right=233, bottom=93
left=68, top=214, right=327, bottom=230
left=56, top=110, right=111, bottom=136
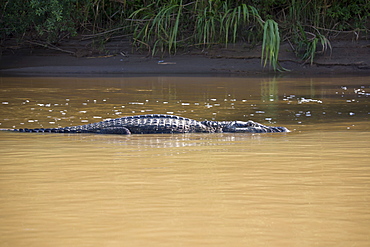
left=1, top=0, right=369, bottom=70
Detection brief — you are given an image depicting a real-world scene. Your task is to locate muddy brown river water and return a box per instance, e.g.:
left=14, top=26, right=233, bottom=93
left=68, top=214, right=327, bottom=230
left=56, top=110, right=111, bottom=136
left=0, top=76, right=369, bottom=246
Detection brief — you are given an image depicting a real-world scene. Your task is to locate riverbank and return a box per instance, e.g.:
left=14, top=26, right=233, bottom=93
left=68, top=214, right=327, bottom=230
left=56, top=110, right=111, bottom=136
left=1, top=39, right=369, bottom=76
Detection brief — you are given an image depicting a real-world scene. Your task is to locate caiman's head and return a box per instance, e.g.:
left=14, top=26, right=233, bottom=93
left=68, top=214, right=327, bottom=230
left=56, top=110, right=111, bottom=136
left=230, top=120, right=290, bottom=133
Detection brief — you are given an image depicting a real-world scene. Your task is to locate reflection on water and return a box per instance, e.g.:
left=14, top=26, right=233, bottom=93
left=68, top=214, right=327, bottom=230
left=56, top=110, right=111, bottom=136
left=0, top=76, right=369, bottom=246
left=0, top=76, right=368, bottom=132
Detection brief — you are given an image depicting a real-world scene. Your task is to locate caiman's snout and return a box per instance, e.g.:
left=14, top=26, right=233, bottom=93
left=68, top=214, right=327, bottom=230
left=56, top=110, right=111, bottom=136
left=232, top=121, right=290, bottom=133
left=277, top=127, right=290, bottom=132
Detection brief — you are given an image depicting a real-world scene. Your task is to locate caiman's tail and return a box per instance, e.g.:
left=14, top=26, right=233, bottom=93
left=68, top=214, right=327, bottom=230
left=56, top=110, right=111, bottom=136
left=0, top=128, right=16, bottom=132
left=0, top=127, right=131, bottom=134
left=1, top=127, right=83, bottom=133
left=9, top=128, right=77, bottom=133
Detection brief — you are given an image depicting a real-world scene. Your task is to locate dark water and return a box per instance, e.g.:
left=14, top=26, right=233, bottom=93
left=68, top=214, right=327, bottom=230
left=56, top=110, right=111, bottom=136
left=0, top=76, right=369, bottom=246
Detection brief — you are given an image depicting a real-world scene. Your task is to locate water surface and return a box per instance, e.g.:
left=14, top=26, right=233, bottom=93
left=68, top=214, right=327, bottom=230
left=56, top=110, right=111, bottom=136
left=0, top=76, right=369, bottom=246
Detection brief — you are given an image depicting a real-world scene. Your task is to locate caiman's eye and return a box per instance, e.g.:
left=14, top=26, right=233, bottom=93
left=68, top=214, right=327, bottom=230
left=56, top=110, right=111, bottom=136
left=234, top=121, right=249, bottom=127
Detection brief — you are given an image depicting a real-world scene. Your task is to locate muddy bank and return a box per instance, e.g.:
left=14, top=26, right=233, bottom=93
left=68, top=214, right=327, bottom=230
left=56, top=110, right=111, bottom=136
left=0, top=39, right=369, bottom=76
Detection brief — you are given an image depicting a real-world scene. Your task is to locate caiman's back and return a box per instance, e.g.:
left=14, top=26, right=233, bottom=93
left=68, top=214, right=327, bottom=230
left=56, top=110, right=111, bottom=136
left=110, top=114, right=215, bottom=134
left=1, top=114, right=289, bottom=134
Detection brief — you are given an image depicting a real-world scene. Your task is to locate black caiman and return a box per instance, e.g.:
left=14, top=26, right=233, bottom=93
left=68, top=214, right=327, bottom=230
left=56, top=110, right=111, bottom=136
left=1, top=114, right=290, bottom=134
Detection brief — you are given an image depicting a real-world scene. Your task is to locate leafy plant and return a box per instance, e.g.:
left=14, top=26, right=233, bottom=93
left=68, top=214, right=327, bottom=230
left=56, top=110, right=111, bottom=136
left=326, top=0, right=370, bottom=30
left=1, top=0, right=35, bottom=39
left=222, top=4, right=260, bottom=45
left=129, top=0, right=183, bottom=55
left=2, top=0, right=368, bottom=70
left=297, top=31, right=332, bottom=65
left=129, top=0, right=282, bottom=69
left=261, top=19, right=282, bottom=71
left=29, top=0, right=76, bottom=41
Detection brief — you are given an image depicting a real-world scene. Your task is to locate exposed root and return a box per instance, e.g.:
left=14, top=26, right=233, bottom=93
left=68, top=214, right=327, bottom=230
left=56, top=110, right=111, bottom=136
left=26, top=41, right=75, bottom=55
